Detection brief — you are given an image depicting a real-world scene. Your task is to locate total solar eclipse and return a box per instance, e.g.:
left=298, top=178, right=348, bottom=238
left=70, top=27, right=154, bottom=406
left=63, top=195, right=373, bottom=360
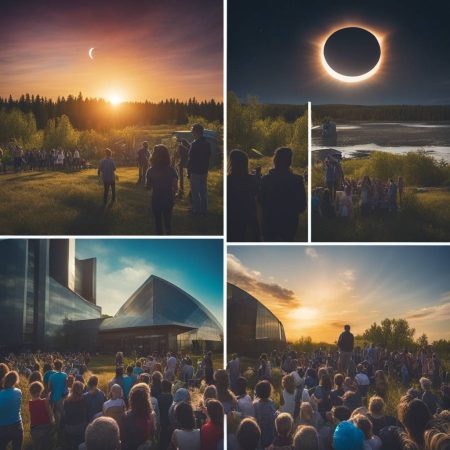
left=321, top=27, right=382, bottom=83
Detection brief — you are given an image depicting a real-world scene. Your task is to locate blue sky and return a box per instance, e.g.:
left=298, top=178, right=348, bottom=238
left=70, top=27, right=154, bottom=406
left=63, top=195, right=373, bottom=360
left=76, top=239, right=223, bottom=324
left=228, top=246, right=450, bottom=342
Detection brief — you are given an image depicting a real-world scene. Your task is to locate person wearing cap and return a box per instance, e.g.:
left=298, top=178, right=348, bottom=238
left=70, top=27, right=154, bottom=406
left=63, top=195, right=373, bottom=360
left=187, top=123, right=211, bottom=216
left=137, top=141, right=150, bottom=185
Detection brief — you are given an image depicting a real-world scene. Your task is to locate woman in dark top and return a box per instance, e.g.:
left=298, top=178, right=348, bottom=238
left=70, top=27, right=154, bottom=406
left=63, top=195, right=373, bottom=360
left=158, top=380, right=174, bottom=450
left=150, top=371, right=163, bottom=400
left=146, top=145, right=178, bottom=235
left=204, top=352, right=214, bottom=386
left=63, top=381, right=87, bottom=450
left=227, top=149, right=261, bottom=242
left=122, top=383, right=156, bottom=450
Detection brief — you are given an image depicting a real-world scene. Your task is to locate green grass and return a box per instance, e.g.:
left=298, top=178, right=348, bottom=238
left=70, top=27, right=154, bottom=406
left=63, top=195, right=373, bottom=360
left=0, top=168, right=223, bottom=235
left=16, top=354, right=224, bottom=450
left=312, top=188, right=450, bottom=242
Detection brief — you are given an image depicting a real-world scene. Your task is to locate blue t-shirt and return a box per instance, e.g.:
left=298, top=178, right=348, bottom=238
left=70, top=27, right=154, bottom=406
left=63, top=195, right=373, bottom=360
left=49, top=371, right=68, bottom=402
left=43, top=369, right=56, bottom=387
left=0, top=388, right=22, bottom=426
left=83, top=389, right=107, bottom=422
left=133, top=367, right=143, bottom=377
left=99, top=158, right=116, bottom=183
left=122, top=375, right=136, bottom=401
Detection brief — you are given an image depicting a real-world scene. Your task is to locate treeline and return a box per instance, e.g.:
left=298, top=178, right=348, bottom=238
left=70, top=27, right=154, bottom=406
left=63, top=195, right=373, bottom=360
left=0, top=93, right=223, bottom=130
left=227, top=92, right=308, bottom=168
left=313, top=104, right=450, bottom=123
left=0, top=109, right=222, bottom=163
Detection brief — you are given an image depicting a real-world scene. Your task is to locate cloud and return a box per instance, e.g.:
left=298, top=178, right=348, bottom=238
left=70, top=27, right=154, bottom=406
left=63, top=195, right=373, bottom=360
left=96, top=257, right=155, bottom=316
left=227, top=254, right=298, bottom=305
left=339, top=270, right=356, bottom=291
left=406, top=301, right=450, bottom=321
left=305, top=248, right=319, bottom=259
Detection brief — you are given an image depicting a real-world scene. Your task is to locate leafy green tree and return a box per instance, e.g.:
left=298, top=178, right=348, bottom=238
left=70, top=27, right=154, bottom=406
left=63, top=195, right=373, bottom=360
left=416, top=333, right=429, bottom=348
left=362, top=318, right=416, bottom=350
left=43, top=114, right=78, bottom=150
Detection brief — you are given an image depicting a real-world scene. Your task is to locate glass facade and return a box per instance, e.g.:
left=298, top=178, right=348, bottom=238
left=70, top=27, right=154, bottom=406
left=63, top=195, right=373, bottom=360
left=0, top=239, right=102, bottom=351
left=228, top=283, right=286, bottom=355
left=45, top=278, right=101, bottom=348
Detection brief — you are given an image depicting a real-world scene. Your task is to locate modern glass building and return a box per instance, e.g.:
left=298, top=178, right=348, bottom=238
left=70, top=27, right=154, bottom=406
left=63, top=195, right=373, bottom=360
left=0, top=240, right=222, bottom=354
left=0, top=239, right=101, bottom=351
left=96, top=275, right=223, bottom=354
left=227, top=283, right=286, bottom=355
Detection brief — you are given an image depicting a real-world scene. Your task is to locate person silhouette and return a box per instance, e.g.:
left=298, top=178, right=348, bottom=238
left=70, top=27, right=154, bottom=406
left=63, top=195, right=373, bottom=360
left=260, top=147, right=306, bottom=241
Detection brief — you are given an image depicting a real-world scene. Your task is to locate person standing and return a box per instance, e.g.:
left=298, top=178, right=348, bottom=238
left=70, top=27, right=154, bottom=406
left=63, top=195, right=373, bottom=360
left=337, top=325, right=354, bottom=376
left=98, top=148, right=117, bottom=205
left=176, top=139, right=190, bottom=198
left=0, top=371, right=23, bottom=450
left=48, top=359, right=68, bottom=427
left=187, top=123, right=211, bottom=216
left=260, top=147, right=306, bottom=241
left=145, top=145, right=178, bottom=235
left=137, top=141, right=150, bottom=185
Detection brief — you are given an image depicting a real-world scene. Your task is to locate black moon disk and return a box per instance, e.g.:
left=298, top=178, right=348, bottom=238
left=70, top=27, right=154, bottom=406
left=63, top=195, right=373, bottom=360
left=323, top=27, right=381, bottom=77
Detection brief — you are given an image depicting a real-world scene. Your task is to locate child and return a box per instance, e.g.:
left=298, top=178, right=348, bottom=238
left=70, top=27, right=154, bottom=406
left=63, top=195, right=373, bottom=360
left=420, top=377, right=439, bottom=415
left=355, top=364, right=370, bottom=398
left=236, top=376, right=255, bottom=418
left=236, top=417, right=261, bottom=450
left=354, top=414, right=382, bottom=450
left=145, top=144, right=178, bottom=235
left=279, top=374, right=296, bottom=417
left=103, top=384, right=126, bottom=424
left=267, top=412, right=293, bottom=450
left=253, top=380, right=277, bottom=448
left=200, top=399, right=224, bottom=450
left=340, top=185, right=353, bottom=217
left=29, top=381, right=53, bottom=450
left=83, top=375, right=106, bottom=423
left=98, top=148, right=117, bottom=205
left=158, top=379, right=173, bottom=450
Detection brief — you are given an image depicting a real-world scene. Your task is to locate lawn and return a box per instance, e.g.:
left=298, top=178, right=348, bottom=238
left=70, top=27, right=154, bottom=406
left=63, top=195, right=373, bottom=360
left=16, top=353, right=224, bottom=449
left=312, top=188, right=450, bottom=242
left=0, top=167, right=223, bottom=235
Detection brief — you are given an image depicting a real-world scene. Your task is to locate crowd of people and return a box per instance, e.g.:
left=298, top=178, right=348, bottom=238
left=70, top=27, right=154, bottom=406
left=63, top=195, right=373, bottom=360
left=0, top=147, right=86, bottom=173
left=227, top=148, right=307, bottom=242
left=98, top=123, right=212, bottom=235
left=0, top=350, right=224, bottom=450
left=223, top=325, right=450, bottom=450
left=312, top=155, right=405, bottom=220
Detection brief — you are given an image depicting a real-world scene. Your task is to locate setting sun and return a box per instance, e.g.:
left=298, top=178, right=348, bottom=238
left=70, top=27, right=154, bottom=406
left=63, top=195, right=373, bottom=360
left=109, top=94, right=123, bottom=105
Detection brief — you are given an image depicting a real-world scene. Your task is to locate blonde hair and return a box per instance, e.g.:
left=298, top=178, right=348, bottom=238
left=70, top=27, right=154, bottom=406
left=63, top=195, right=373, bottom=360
left=275, top=412, right=293, bottom=437
left=424, top=429, right=450, bottom=450
left=282, top=374, right=296, bottom=395
left=300, top=402, right=314, bottom=424
left=420, top=377, right=432, bottom=391
left=293, top=425, right=319, bottom=450
left=368, top=396, right=385, bottom=416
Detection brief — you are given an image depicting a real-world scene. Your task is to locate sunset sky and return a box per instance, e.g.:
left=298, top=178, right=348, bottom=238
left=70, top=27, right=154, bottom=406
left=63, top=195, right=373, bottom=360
left=228, top=246, right=450, bottom=343
left=0, top=0, right=222, bottom=102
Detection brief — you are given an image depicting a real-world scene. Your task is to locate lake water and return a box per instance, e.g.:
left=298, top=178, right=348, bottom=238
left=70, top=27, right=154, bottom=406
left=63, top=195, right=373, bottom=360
left=311, top=122, right=450, bottom=162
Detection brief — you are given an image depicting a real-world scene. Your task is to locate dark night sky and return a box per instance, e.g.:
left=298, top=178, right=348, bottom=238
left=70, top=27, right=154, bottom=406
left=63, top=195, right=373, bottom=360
left=228, top=0, right=450, bottom=105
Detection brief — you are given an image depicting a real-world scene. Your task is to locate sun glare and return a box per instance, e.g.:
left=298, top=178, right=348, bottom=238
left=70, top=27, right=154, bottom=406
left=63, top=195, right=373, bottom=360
left=109, top=94, right=123, bottom=105
left=318, top=24, right=385, bottom=83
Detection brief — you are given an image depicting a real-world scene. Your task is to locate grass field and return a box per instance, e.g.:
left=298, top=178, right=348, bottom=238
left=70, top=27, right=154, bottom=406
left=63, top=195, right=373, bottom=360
left=16, top=354, right=223, bottom=449
left=312, top=188, right=450, bottom=242
left=0, top=167, right=223, bottom=235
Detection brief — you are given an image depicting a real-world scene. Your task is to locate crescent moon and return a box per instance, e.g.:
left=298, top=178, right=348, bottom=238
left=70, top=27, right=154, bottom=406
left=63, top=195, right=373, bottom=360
left=88, top=47, right=95, bottom=60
